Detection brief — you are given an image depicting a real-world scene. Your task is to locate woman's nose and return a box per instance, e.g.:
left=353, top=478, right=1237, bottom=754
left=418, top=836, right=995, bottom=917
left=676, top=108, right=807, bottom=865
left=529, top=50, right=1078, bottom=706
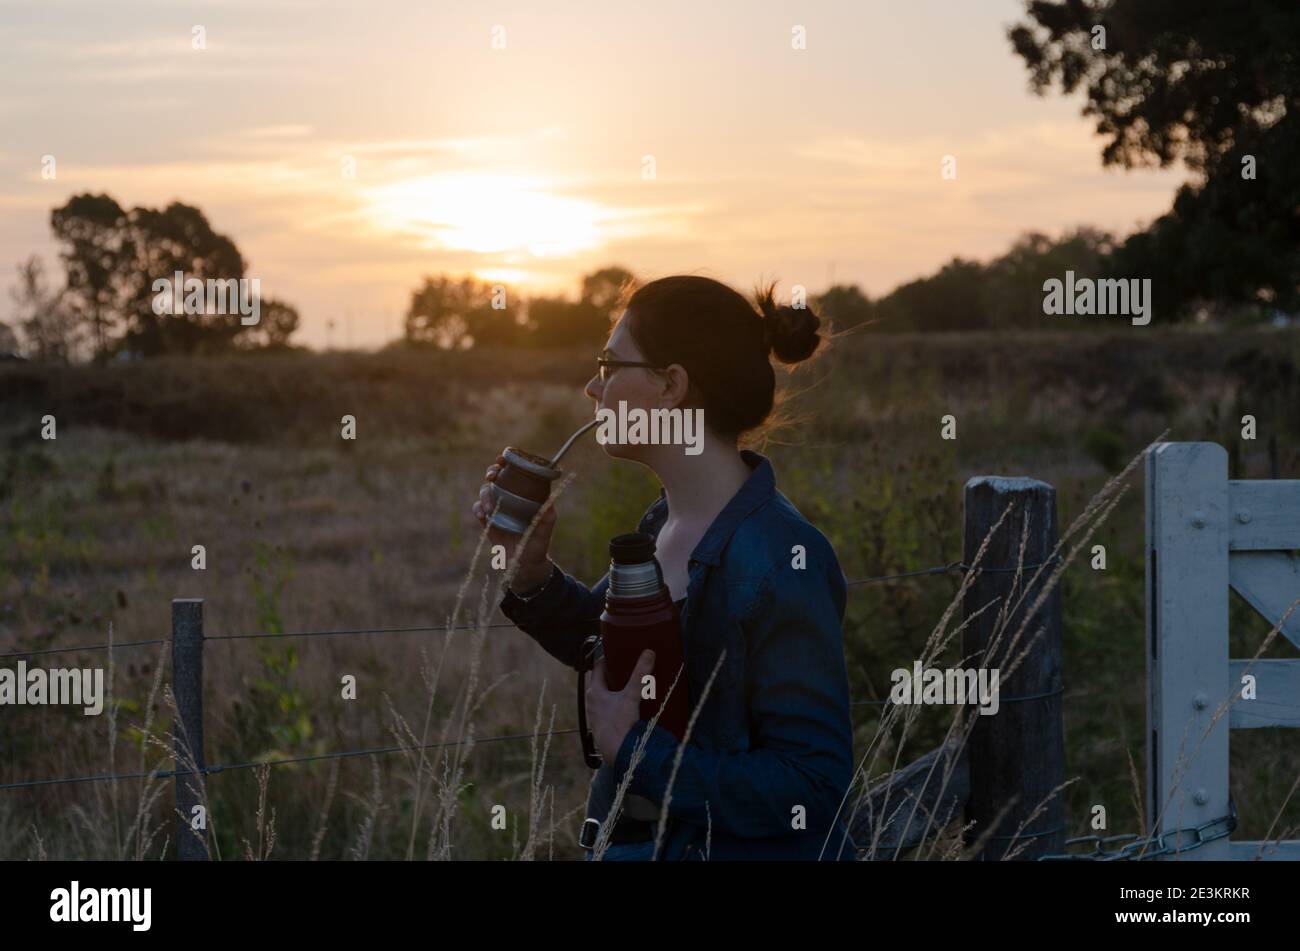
left=584, top=375, right=602, bottom=402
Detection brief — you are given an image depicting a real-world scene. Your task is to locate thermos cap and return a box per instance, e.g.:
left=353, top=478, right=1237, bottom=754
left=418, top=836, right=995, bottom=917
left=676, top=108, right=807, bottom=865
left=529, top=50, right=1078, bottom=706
left=609, top=532, right=656, bottom=565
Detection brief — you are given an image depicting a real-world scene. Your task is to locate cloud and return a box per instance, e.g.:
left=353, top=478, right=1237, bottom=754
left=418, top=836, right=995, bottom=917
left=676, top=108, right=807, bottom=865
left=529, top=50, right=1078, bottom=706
left=243, top=125, right=315, bottom=139
left=12, top=29, right=303, bottom=84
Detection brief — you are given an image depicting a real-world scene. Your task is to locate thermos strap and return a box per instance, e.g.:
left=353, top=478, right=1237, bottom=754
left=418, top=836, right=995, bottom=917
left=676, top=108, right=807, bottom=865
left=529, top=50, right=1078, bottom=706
left=577, top=634, right=604, bottom=769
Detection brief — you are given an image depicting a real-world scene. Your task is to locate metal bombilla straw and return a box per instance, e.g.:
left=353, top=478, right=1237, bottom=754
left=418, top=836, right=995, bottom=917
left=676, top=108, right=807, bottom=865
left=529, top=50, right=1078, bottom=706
left=548, top=417, right=600, bottom=467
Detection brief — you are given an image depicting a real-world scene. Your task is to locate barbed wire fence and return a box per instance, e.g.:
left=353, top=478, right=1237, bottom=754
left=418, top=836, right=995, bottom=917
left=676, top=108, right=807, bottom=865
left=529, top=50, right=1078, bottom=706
left=1, top=471, right=1195, bottom=861
left=0, top=558, right=998, bottom=793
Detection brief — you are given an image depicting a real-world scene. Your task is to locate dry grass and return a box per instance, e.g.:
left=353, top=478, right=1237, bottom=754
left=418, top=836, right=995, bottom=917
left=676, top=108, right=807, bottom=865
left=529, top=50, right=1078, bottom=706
left=2, top=328, right=1299, bottom=859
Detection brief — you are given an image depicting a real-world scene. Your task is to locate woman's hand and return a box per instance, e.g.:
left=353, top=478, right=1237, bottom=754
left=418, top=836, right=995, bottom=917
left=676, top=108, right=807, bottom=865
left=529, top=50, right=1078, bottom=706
left=471, top=454, right=558, bottom=593
left=587, top=650, right=656, bottom=766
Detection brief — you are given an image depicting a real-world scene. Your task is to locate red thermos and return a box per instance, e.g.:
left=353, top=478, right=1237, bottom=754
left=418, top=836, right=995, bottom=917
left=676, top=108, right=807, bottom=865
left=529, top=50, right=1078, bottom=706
left=599, top=532, right=690, bottom=740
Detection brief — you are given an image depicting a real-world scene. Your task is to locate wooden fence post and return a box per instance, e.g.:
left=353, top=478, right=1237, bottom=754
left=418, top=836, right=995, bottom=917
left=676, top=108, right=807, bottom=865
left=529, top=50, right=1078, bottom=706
left=962, top=477, right=1065, bottom=860
left=172, top=598, right=208, bottom=861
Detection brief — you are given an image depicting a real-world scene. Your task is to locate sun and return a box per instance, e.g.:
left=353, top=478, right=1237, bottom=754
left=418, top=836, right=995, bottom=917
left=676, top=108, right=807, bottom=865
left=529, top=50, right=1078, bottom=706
left=364, top=173, right=605, bottom=257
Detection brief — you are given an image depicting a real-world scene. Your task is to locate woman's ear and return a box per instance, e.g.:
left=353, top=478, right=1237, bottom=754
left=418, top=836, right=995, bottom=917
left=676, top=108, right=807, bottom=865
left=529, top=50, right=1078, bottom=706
left=659, top=364, right=691, bottom=409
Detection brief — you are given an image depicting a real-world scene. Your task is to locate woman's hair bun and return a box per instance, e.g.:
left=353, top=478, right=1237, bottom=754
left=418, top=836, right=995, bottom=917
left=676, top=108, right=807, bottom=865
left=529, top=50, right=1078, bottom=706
left=755, top=282, right=822, bottom=365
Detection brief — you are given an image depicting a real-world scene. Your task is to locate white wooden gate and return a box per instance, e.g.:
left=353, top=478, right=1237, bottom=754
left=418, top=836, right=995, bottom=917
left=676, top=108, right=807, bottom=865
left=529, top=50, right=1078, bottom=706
left=1146, top=441, right=1300, bottom=859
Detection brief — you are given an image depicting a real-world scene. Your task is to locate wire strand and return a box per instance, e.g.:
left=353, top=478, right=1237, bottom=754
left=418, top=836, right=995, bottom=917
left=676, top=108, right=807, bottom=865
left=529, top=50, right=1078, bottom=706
left=0, top=728, right=582, bottom=792
left=0, top=554, right=1073, bottom=792
left=0, top=557, right=1062, bottom=658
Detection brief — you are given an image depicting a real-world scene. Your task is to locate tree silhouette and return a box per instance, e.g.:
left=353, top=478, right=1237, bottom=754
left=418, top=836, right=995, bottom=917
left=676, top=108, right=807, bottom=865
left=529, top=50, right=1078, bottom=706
left=404, top=275, right=522, bottom=348
left=523, top=295, right=604, bottom=347
left=580, top=266, right=636, bottom=317
left=1010, top=0, right=1300, bottom=315
left=985, top=227, right=1114, bottom=328
left=837, top=228, right=1117, bottom=332
left=238, top=298, right=300, bottom=350
left=50, top=194, right=132, bottom=358
left=813, top=284, right=874, bottom=331
left=48, top=194, right=285, bottom=357
left=123, top=202, right=247, bottom=354
left=6, top=255, right=82, bottom=361
left=875, top=258, right=991, bottom=332
left=403, top=267, right=635, bottom=349
left=520, top=264, right=634, bottom=348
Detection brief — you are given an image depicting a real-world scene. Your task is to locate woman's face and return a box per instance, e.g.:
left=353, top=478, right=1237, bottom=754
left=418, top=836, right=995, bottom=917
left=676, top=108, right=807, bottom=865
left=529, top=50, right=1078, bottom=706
left=584, top=314, right=672, bottom=460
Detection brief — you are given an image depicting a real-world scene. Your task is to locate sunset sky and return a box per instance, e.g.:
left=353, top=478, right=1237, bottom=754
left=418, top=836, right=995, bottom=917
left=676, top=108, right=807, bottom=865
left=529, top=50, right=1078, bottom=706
left=0, top=0, right=1193, bottom=349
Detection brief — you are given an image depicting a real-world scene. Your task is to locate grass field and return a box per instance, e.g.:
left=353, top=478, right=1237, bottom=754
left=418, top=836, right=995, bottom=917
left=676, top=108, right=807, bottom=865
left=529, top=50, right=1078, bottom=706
left=2, top=327, right=1299, bottom=859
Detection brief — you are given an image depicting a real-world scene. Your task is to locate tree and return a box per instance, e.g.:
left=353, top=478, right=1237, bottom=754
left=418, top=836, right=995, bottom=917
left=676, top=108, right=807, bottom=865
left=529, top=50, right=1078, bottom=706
left=520, top=265, right=635, bottom=347
left=121, top=202, right=247, bottom=354
left=404, top=275, right=523, bottom=348
left=873, top=258, right=993, bottom=332
left=1010, top=0, right=1300, bottom=315
left=7, top=255, right=82, bottom=361
left=580, top=266, right=636, bottom=316
left=813, top=284, right=874, bottom=331
left=237, top=298, right=300, bottom=349
left=48, top=194, right=273, bottom=357
left=523, top=295, right=606, bottom=347
left=985, top=227, right=1114, bottom=328
left=401, top=267, right=637, bottom=350
left=840, top=229, right=1125, bottom=332
left=50, top=194, right=132, bottom=358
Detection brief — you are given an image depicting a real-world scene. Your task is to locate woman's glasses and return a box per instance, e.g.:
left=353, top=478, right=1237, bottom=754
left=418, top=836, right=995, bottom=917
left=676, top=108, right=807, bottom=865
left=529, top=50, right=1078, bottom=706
left=596, top=357, right=665, bottom=383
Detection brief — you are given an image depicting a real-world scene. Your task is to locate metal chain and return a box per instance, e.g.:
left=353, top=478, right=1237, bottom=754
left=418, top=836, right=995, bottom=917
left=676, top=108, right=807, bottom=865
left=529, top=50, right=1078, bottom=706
left=1037, top=799, right=1237, bottom=861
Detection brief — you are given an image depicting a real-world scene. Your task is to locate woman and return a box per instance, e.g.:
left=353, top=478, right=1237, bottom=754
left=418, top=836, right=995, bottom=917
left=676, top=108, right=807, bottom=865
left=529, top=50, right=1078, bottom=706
left=471, top=275, right=858, bottom=861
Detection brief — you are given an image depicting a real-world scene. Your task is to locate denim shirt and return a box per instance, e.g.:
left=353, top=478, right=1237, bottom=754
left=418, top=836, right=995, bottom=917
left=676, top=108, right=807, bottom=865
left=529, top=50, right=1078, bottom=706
left=499, top=450, right=859, bottom=860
